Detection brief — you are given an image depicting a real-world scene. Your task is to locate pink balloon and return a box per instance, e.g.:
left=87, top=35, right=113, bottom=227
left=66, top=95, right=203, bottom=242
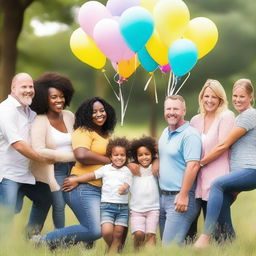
left=106, top=0, right=140, bottom=16
left=93, top=18, right=135, bottom=62
left=78, top=1, right=112, bottom=38
left=160, top=63, right=171, bottom=73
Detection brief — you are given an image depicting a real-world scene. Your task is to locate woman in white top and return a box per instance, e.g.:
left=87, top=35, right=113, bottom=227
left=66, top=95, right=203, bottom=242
left=129, top=136, right=160, bottom=250
left=30, top=72, right=75, bottom=229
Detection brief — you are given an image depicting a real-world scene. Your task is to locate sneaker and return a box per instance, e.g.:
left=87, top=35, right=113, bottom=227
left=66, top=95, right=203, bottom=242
left=30, top=234, right=46, bottom=248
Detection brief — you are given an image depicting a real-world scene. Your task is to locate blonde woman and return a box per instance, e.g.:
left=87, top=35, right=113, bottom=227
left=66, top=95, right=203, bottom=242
left=195, top=79, right=256, bottom=248
left=188, top=79, right=235, bottom=241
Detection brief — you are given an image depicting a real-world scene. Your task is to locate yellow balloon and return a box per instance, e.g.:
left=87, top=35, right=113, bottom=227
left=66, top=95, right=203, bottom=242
left=146, top=30, right=168, bottom=66
left=183, top=17, right=218, bottom=59
left=140, top=0, right=159, bottom=13
left=117, top=55, right=140, bottom=79
left=70, top=28, right=106, bottom=69
left=153, top=0, right=190, bottom=46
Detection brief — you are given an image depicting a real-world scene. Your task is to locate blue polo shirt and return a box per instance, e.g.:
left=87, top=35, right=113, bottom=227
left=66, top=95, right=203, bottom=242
left=158, top=121, right=202, bottom=191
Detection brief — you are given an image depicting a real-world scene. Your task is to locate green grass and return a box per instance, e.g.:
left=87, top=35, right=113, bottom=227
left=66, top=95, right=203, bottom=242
left=1, top=191, right=256, bottom=255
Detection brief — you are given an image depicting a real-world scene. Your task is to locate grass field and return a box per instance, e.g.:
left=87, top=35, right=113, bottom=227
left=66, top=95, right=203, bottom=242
left=1, top=126, right=256, bottom=255
left=1, top=184, right=256, bottom=256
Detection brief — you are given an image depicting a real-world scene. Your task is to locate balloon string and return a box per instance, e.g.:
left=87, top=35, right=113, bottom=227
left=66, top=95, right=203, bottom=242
left=153, top=75, right=158, bottom=104
left=170, top=72, right=176, bottom=95
left=103, top=71, right=120, bottom=101
left=167, top=70, right=172, bottom=96
left=170, top=75, right=177, bottom=95
left=144, top=74, right=153, bottom=91
left=174, top=72, right=190, bottom=95
left=118, top=82, right=125, bottom=126
left=124, top=74, right=136, bottom=115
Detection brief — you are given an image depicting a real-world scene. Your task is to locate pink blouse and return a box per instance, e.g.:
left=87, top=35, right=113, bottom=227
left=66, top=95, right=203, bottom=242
left=190, top=110, right=235, bottom=200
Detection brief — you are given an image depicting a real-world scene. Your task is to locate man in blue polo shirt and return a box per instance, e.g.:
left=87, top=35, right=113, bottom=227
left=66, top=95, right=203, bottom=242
left=159, top=95, right=202, bottom=245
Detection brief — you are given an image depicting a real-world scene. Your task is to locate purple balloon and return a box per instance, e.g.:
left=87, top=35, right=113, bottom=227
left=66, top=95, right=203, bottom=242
left=160, top=63, right=171, bottom=73
left=106, top=0, right=140, bottom=16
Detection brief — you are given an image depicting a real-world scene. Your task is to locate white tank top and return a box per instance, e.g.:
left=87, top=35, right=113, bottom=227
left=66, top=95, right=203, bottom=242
left=50, top=126, right=72, bottom=152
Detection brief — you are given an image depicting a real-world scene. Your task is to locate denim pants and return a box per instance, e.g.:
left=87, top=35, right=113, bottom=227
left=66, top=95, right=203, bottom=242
left=52, top=162, right=74, bottom=229
left=203, top=168, right=256, bottom=235
left=44, top=183, right=102, bottom=247
left=0, top=178, right=52, bottom=237
left=186, top=196, right=235, bottom=242
left=159, top=191, right=199, bottom=245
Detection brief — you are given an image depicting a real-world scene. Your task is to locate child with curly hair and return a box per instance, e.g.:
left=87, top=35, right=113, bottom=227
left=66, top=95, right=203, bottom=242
left=63, top=137, right=132, bottom=254
left=130, top=136, right=160, bottom=250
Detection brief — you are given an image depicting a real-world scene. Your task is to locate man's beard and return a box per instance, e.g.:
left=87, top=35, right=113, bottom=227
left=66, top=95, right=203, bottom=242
left=19, top=95, right=33, bottom=106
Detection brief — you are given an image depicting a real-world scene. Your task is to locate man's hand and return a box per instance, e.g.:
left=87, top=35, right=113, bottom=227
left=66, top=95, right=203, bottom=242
left=151, top=159, right=159, bottom=177
left=174, top=193, right=189, bottom=212
left=62, top=176, right=79, bottom=192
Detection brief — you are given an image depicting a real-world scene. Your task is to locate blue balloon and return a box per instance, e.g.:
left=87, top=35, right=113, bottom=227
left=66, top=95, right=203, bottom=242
left=138, top=47, right=158, bottom=72
left=120, top=6, right=154, bottom=52
left=168, top=39, right=198, bottom=77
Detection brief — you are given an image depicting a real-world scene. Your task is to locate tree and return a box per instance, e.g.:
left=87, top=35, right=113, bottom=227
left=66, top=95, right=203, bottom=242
left=0, top=0, right=84, bottom=101
left=0, top=0, right=34, bottom=100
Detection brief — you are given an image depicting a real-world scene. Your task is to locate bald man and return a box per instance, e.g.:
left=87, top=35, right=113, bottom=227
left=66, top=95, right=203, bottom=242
left=0, top=73, right=52, bottom=238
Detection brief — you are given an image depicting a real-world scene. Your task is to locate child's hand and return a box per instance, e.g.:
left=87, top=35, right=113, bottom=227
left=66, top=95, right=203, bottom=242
left=62, top=177, right=79, bottom=192
left=127, top=162, right=141, bottom=176
left=118, top=185, right=128, bottom=195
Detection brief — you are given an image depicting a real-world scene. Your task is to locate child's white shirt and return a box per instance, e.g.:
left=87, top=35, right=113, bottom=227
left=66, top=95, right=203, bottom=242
left=94, top=164, right=132, bottom=204
left=130, top=164, right=160, bottom=212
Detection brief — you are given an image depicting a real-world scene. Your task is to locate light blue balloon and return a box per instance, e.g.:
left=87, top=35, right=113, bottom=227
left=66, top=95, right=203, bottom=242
left=120, top=6, right=154, bottom=52
left=138, top=47, right=158, bottom=72
left=168, top=39, right=198, bottom=77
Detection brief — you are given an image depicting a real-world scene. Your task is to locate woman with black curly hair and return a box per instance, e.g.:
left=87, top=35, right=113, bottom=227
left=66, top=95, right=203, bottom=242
left=33, top=97, right=117, bottom=249
left=30, top=72, right=75, bottom=230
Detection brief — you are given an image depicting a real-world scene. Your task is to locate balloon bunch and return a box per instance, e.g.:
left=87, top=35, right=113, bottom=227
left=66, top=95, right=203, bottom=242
left=70, top=0, right=218, bottom=124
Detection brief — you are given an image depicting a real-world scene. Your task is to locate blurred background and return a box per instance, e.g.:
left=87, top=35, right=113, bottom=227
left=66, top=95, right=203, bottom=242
left=1, top=0, right=256, bottom=138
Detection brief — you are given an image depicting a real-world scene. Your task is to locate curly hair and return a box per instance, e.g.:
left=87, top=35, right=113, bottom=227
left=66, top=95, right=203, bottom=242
left=106, top=137, right=130, bottom=164
left=130, top=136, right=157, bottom=164
left=30, top=72, right=74, bottom=114
left=74, top=97, right=116, bottom=136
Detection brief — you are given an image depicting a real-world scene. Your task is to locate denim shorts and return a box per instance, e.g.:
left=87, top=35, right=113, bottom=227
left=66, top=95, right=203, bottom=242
left=100, top=202, right=129, bottom=227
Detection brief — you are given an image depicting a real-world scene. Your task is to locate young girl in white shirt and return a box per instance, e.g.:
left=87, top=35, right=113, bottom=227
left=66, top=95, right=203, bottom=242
left=62, top=137, right=132, bottom=254
left=130, top=136, right=160, bottom=250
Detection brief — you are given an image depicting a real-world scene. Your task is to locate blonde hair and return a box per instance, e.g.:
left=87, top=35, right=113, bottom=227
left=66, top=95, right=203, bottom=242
left=233, top=78, right=254, bottom=105
left=198, top=79, right=228, bottom=114
left=165, top=95, right=186, bottom=109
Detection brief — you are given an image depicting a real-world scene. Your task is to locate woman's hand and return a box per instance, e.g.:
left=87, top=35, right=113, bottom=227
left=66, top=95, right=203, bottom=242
left=62, top=176, right=79, bottom=192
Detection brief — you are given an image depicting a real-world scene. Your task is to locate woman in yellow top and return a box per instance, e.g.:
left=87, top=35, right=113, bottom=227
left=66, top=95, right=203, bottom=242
left=36, top=97, right=116, bottom=248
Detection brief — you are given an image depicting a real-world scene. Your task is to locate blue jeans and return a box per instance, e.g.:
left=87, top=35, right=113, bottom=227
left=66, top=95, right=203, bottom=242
left=44, top=183, right=102, bottom=247
left=52, top=162, right=74, bottom=229
left=159, top=191, right=199, bottom=245
left=100, top=202, right=129, bottom=227
left=187, top=197, right=235, bottom=242
left=203, top=168, right=256, bottom=235
left=0, top=178, right=52, bottom=237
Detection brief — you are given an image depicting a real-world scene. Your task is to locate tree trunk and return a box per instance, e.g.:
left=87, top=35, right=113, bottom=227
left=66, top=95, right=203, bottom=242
left=0, top=0, right=34, bottom=101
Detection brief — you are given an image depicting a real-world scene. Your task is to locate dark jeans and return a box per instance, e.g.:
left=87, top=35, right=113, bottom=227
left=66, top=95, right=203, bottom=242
left=0, top=178, right=52, bottom=238
left=52, top=162, right=74, bottom=229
